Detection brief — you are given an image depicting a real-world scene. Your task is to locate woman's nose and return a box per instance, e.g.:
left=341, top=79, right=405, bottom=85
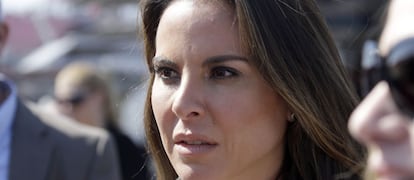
left=171, top=76, right=205, bottom=121
left=349, top=81, right=409, bottom=144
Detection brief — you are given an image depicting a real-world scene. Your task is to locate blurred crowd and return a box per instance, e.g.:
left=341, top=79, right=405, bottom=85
left=1, top=0, right=389, bottom=103
left=1, top=0, right=148, bottom=144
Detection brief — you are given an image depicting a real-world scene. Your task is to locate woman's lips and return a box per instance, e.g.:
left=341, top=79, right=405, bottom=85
left=173, top=134, right=218, bottom=155
left=175, top=141, right=218, bottom=155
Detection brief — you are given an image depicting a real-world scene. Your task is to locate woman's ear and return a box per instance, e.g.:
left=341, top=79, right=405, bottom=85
left=287, top=113, right=296, bottom=122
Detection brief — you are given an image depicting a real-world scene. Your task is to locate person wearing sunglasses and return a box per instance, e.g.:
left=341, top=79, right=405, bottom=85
left=54, top=64, right=105, bottom=128
left=54, top=61, right=151, bottom=180
left=348, top=0, right=414, bottom=179
left=0, top=2, right=121, bottom=180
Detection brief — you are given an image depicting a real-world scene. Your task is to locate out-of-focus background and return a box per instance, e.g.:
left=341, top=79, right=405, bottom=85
left=1, top=0, right=148, bottom=143
left=0, top=0, right=388, bottom=143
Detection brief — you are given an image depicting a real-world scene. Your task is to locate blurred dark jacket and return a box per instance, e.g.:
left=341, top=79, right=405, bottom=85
left=9, top=101, right=121, bottom=180
left=107, top=124, right=151, bottom=180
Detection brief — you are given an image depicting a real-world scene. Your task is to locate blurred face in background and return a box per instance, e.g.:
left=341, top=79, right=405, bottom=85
left=349, top=82, right=414, bottom=179
left=348, top=1, right=414, bottom=179
left=151, top=1, right=290, bottom=179
left=54, top=79, right=105, bottom=127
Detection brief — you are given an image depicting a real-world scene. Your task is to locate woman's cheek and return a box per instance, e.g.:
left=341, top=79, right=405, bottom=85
left=152, top=81, right=176, bottom=136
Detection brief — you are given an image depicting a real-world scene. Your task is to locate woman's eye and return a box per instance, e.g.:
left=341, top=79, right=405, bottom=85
left=154, top=66, right=180, bottom=80
left=210, top=67, right=239, bottom=79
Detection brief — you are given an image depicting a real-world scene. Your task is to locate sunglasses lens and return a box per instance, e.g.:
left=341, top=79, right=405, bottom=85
left=362, top=66, right=383, bottom=97
left=360, top=40, right=383, bottom=97
left=387, top=57, right=414, bottom=116
left=56, top=93, right=87, bottom=106
left=69, top=94, right=86, bottom=105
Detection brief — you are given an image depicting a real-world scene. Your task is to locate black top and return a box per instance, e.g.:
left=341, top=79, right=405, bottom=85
left=107, top=124, right=151, bottom=180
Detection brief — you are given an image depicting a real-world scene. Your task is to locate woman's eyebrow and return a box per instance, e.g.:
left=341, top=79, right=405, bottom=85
left=152, top=55, right=248, bottom=67
left=152, top=56, right=179, bottom=69
left=203, top=55, right=248, bottom=66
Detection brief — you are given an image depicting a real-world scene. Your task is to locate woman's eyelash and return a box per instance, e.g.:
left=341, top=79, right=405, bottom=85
left=153, top=65, right=180, bottom=80
left=210, top=66, right=240, bottom=79
left=152, top=65, right=240, bottom=82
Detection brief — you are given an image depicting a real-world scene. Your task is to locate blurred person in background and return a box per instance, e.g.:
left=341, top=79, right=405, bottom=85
left=348, top=0, right=414, bottom=179
left=0, top=1, right=121, bottom=180
left=54, top=61, right=151, bottom=180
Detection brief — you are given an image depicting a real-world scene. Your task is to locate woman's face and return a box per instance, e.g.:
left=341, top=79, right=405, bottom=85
left=349, top=82, right=414, bottom=179
left=54, top=81, right=104, bottom=127
left=151, top=1, right=290, bottom=180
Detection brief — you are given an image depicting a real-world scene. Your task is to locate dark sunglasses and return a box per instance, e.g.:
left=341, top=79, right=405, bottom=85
left=55, top=92, right=88, bottom=106
left=360, top=38, right=414, bottom=117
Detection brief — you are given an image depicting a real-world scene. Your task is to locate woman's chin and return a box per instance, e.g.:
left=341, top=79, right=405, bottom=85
left=175, top=164, right=222, bottom=180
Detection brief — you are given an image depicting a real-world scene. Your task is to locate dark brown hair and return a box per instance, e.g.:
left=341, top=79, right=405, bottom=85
left=140, top=0, right=365, bottom=179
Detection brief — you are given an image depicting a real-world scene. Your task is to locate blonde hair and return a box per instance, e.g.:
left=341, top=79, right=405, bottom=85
left=55, top=61, right=118, bottom=126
